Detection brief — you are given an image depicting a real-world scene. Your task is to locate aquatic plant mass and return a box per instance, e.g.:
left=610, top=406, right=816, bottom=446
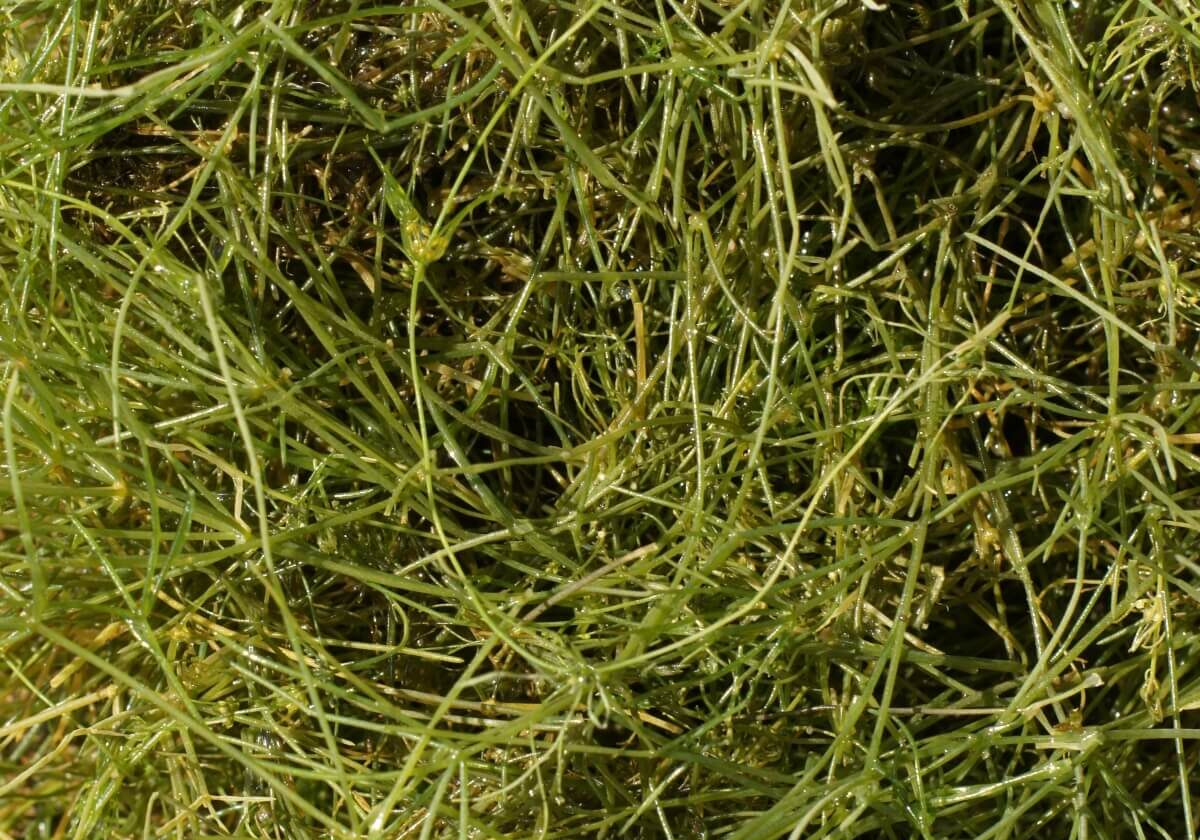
left=2, top=1, right=1199, bottom=837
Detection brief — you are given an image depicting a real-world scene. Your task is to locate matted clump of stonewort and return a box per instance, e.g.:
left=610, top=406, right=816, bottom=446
left=2, top=1, right=1199, bottom=837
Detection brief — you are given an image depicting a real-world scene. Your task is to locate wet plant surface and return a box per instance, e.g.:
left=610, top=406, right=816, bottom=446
left=2, top=0, right=1200, bottom=837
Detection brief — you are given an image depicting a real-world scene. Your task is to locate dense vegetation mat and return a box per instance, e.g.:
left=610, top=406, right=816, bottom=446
left=3, top=0, right=1200, bottom=837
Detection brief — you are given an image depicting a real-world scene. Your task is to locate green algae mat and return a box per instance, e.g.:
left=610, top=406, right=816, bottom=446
left=2, top=1, right=1200, bottom=837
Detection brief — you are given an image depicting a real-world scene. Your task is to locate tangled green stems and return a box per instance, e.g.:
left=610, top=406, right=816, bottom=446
left=2, top=1, right=1200, bottom=837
